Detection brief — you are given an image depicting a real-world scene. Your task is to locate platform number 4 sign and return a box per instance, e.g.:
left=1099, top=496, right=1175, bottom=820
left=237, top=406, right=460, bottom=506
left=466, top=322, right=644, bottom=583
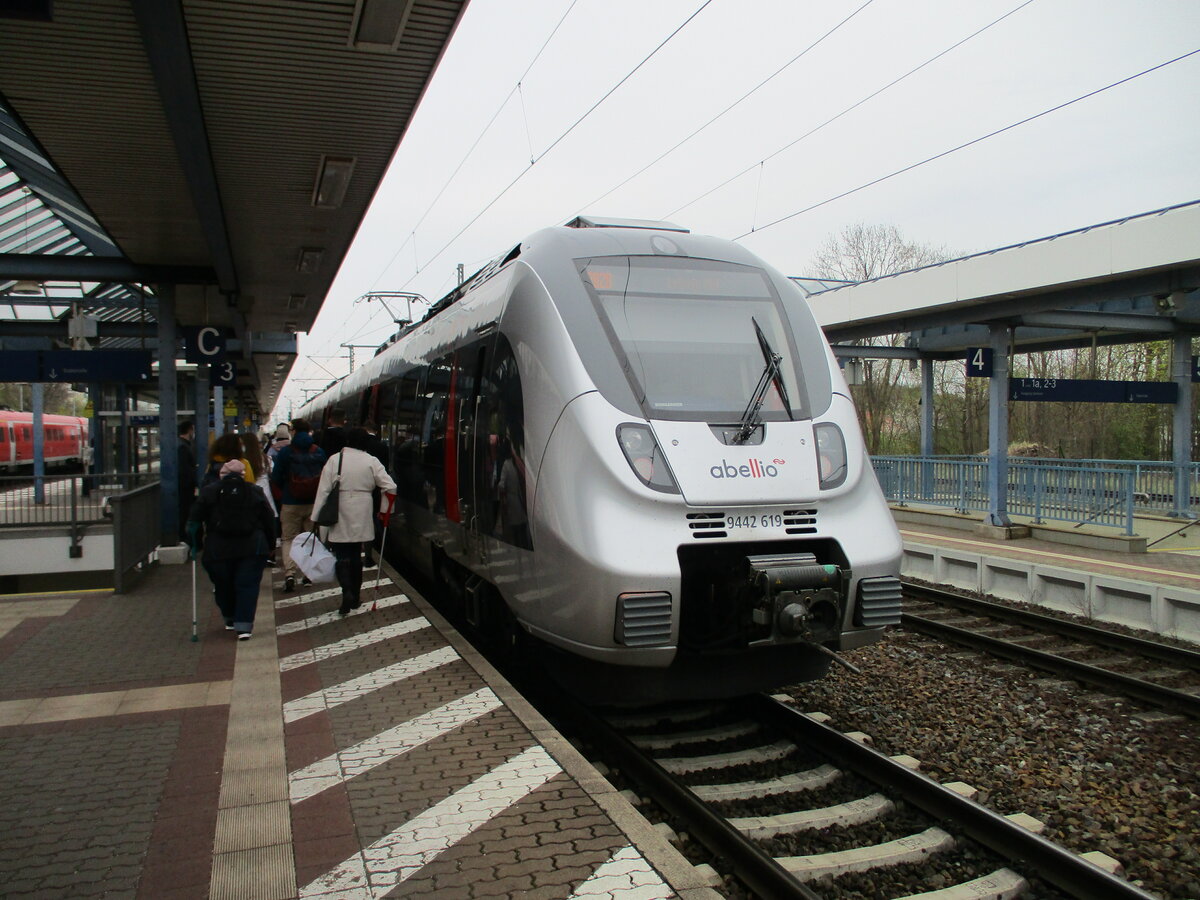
left=966, top=347, right=993, bottom=378
left=1192, top=355, right=1199, bottom=383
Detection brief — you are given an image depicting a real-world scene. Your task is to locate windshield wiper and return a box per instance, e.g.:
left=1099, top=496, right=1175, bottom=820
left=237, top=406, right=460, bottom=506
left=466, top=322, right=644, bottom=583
left=733, top=319, right=793, bottom=444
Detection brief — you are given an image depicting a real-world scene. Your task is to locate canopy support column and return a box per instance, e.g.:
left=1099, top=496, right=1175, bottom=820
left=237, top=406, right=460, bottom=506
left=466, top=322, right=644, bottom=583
left=986, top=325, right=1012, bottom=527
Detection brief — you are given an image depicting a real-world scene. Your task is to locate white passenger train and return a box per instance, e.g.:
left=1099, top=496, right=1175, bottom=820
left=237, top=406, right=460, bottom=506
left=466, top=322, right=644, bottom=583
left=300, top=217, right=901, bottom=700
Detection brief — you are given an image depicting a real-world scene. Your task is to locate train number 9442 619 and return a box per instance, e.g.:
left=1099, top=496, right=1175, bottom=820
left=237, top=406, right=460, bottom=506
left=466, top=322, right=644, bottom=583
left=726, top=513, right=783, bottom=530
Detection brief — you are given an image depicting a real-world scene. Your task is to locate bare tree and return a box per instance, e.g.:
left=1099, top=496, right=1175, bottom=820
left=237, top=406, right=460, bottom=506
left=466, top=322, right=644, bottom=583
left=807, top=224, right=957, bottom=453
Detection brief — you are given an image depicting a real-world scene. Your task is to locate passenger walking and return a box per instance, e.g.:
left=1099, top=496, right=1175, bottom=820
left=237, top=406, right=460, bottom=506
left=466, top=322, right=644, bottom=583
left=320, top=408, right=348, bottom=458
left=267, top=422, right=291, bottom=463
left=202, top=433, right=254, bottom=487
left=177, top=420, right=197, bottom=538
left=186, top=459, right=275, bottom=639
left=241, top=433, right=278, bottom=565
left=270, top=418, right=326, bottom=592
left=312, top=427, right=396, bottom=616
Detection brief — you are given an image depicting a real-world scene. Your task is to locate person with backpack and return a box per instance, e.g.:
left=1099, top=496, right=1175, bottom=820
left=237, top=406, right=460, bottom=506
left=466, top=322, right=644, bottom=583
left=186, top=459, right=276, bottom=639
left=202, top=433, right=255, bottom=488
left=270, top=418, right=327, bottom=592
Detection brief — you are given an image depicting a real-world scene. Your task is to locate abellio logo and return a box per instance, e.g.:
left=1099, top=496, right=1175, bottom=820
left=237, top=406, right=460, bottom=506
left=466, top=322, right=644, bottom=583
left=710, top=458, right=785, bottom=479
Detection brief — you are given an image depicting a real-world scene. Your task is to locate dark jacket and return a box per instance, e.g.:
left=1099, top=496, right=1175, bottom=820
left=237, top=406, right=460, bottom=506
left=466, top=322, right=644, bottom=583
left=269, top=431, right=327, bottom=505
left=188, top=475, right=275, bottom=562
left=320, top=425, right=347, bottom=458
left=178, top=437, right=197, bottom=497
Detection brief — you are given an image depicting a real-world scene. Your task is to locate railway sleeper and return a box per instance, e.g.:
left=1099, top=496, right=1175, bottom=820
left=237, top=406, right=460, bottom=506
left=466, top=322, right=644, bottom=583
left=626, top=719, right=759, bottom=751
left=894, top=868, right=1028, bottom=900
left=777, top=825, right=955, bottom=880
left=603, top=704, right=725, bottom=730
left=690, top=764, right=840, bottom=802
left=730, top=793, right=893, bottom=837
left=656, top=738, right=794, bottom=774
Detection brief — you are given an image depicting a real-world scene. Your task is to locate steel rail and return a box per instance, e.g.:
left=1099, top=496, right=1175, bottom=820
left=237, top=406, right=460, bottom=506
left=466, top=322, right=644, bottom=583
left=903, top=613, right=1200, bottom=718
left=551, top=698, right=821, bottom=900
left=903, top=581, right=1200, bottom=671
left=751, top=694, right=1158, bottom=900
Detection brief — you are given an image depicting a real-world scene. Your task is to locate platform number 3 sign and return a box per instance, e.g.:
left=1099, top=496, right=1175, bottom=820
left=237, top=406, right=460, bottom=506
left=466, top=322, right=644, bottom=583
left=966, top=347, right=993, bottom=378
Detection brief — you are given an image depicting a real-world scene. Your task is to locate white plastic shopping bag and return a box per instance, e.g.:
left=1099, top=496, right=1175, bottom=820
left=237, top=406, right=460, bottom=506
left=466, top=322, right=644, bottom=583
left=290, top=531, right=337, bottom=584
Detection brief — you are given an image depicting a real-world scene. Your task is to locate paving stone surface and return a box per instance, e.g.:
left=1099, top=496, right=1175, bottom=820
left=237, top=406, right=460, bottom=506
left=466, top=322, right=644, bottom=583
left=0, top=719, right=178, bottom=897
left=0, top=563, right=682, bottom=899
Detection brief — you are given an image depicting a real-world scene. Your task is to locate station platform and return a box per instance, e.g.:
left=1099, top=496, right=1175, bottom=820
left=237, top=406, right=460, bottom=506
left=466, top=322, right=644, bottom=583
left=0, top=562, right=720, bottom=899
left=894, top=507, right=1200, bottom=644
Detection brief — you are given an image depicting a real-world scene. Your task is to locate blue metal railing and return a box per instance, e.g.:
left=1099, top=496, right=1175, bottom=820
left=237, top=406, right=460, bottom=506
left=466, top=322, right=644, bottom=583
left=890, top=456, right=1200, bottom=515
left=871, top=456, right=1168, bottom=534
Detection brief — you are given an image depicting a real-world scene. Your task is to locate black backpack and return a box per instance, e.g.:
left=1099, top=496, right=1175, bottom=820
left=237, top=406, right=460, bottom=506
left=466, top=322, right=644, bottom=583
left=212, top=477, right=259, bottom=536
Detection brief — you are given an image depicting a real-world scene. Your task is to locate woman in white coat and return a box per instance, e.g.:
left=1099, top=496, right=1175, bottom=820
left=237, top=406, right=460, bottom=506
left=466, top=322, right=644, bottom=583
left=312, top=427, right=397, bottom=615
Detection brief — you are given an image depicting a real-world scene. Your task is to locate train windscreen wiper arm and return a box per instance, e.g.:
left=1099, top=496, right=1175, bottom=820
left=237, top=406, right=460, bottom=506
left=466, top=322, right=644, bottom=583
left=733, top=318, right=790, bottom=444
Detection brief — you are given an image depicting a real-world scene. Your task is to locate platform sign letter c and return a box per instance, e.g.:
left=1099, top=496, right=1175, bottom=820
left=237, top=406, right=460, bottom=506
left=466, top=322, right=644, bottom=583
left=184, top=326, right=227, bottom=364
left=966, top=347, right=993, bottom=378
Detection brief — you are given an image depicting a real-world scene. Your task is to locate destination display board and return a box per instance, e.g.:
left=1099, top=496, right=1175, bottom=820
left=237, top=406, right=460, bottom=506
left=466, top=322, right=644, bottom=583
left=1009, top=378, right=1178, bottom=404
left=0, top=350, right=152, bottom=383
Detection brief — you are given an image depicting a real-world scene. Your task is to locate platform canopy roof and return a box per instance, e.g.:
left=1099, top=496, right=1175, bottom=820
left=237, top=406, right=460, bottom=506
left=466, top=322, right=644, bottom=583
left=0, top=0, right=469, bottom=414
left=803, top=200, right=1200, bottom=358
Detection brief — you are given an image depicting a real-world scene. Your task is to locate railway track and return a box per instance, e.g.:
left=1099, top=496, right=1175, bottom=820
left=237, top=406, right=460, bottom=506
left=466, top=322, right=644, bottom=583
left=547, top=691, right=1154, bottom=900
left=901, top=582, right=1200, bottom=719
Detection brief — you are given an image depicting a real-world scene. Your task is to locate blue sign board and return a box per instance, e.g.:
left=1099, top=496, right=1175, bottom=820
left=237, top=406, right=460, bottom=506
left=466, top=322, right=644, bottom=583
left=1009, top=378, right=1178, bottom=404
left=0, top=351, right=42, bottom=382
left=0, top=350, right=152, bottom=383
left=41, top=350, right=153, bottom=383
left=183, top=326, right=226, bottom=364
left=209, top=359, right=238, bottom=386
left=965, top=347, right=993, bottom=378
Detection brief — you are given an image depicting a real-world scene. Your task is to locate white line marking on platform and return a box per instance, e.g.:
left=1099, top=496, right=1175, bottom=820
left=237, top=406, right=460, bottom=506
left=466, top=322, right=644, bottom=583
left=900, top=530, right=1200, bottom=583
left=275, top=594, right=410, bottom=636
left=276, top=579, right=391, bottom=608
left=298, top=744, right=561, bottom=899
left=278, top=617, right=431, bottom=673
left=567, top=845, right=674, bottom=899
left=283, top=647, right=460, bottom=724
left=289, top=687, right=502, bottom=804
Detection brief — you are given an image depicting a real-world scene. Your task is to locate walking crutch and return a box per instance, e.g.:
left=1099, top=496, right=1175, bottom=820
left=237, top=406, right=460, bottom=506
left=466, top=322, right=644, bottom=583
left=370, top=493, right=397, bottom=612
left=190, top=554, right=199, bottom=642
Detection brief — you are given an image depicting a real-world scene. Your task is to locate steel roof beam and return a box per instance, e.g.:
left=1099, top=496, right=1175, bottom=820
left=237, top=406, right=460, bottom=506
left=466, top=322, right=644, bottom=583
left=0, top=253, right=214, bottom=283
left=130, top=0, right=238, bottom=296
left=1018, top=311, right=1177, bottom=332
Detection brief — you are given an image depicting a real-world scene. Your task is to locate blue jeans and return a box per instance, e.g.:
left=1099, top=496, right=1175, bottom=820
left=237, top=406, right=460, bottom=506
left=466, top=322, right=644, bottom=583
left=203, top=556, right=267, bottom=633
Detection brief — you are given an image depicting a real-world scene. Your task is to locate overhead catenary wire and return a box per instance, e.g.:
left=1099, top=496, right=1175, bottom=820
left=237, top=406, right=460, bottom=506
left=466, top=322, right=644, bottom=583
left=392, top=0, right=718, bottom=296
left=733, top=46, right=1200, bottom=241
left=368, top=0, right=582, bottom=293
left=573, top=0, right=879, bottom=216
left=666, top=0, right=1040, bottom=219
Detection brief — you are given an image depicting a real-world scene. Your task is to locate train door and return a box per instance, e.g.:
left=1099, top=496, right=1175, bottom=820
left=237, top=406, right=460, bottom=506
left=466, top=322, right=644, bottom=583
left=455, top=343, right=489, bottom=566
left=0, top=423, right=10, bottom=469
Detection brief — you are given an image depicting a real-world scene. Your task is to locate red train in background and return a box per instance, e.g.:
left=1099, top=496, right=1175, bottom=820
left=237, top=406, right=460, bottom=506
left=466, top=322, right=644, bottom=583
left=0, top=410, right=89, bottom=471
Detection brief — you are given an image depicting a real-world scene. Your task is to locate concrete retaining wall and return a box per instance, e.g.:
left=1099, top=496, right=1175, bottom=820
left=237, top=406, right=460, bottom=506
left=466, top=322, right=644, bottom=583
left=902, top=541, right=1200, bottom=644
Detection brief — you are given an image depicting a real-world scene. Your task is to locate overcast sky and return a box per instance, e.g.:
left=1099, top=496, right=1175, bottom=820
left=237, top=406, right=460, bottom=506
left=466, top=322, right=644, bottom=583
left=274, top=0, right=1200, bottom=419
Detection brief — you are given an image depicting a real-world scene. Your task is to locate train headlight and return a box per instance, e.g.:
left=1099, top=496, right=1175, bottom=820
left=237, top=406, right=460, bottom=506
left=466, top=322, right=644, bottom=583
left=814, top=423, right=847, bottom=490
left=616, top=424, right=679, bottom=494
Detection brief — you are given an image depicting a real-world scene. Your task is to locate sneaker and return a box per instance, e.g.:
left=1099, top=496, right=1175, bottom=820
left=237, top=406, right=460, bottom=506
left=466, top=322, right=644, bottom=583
left=284, top=575, right=295, bottom=593
left=237, top=632, right=251, bottom=641
left=301, top=576, right=312, bottom=586
left=224, top=621, right=235, bottom=631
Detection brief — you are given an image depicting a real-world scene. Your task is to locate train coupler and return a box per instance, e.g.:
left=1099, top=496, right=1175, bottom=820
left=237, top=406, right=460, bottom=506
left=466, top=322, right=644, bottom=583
left=746, top=553, right=845, bottom=644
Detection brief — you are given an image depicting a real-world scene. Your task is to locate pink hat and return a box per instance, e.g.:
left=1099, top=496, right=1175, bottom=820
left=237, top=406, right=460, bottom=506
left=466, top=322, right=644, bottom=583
left=219, top=459, right=245, bottom=478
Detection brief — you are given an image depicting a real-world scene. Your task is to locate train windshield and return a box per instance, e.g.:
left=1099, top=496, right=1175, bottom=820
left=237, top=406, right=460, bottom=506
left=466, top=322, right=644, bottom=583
left=578, top=256, right=810, bottom=422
